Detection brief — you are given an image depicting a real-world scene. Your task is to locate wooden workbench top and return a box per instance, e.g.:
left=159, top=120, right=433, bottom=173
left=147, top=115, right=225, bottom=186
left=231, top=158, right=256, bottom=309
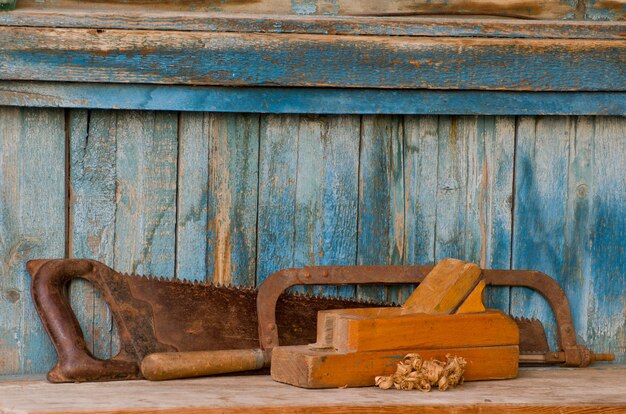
left=1, top=367, right=624, bottom=413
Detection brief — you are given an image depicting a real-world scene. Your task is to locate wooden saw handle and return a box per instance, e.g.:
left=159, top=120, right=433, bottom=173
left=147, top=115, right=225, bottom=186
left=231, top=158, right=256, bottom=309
left=141, top=349, right=269, bottom=381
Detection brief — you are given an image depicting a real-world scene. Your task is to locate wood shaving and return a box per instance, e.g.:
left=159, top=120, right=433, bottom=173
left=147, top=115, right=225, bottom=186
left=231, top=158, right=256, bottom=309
left=375, top=354, right=466, bottom=392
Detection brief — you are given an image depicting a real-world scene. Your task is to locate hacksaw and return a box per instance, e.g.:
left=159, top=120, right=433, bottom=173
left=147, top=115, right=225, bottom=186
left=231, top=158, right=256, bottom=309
left=27, top=259, right=613, bottom=383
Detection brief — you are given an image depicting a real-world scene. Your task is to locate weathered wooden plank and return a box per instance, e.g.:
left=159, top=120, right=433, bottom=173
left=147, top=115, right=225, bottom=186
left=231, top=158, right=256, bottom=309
left=0, top=107, right=65, bottom=374
left=256, top=115, right=299, bottom=286
left=561, top=116, right=594, bottom=357
left=512, top=116, right=626, bottom=362
left=511, top=116, right=572, bottom=350
left=113, top=111, right=178, bottom=277
left=2, top=369, right=626, bottom=413
left=402, top=116, right=438, bottom=302
left=1, top=28, right=624, bottom=91
left=292, top=115, right=360, bottom=297
left=206, top=114, right=259, bottom=287
left=176, top=112, right=209, bottom=282
left=434, top=117, right=515, bottom=311
left=586, top=116, right=625, bottom=363
left=435, top=117, right=470, bottom=261
left=3, top=12, right=625, bottom=38
left=68, top=109, right=117, bottom=359
left=357, top=116, right=404, bottom=303
left=403, top=116, right=515, bottom=310
left=469, top=117, right=515, bottom=311
left=2, top=82, right=625, bottom=116
left=13, top=0, right=580, bottom=19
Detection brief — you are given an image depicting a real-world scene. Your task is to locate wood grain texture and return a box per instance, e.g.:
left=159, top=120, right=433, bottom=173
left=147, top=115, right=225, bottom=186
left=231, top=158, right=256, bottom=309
left=0, top=0, right=553, bottom=19
left=68, top=110, right=118, bottom=359
left=206, top=114, right=259, bottom=287
left=586, top=117, right=626, bottom=364
left=512, top=116, right=575, bottom=351
left=112, top=111, right=178, bottom=278
left=0, top=107, right=65, bottom=375
left=1, top=28, right=624, bottom=91
left=293, top=115, right=360, bottom=297
left=401, top=116, right=438, bottom=302
left=176, top=112, right=209, bottom=282
left=1, top=368, right=625, bottom=413
left=2, top=82, right=626, bottom=116
left=2, top=11, right=625, bottom=38
left=12, top=0, right=583, bottom=19
left=318, top=310, right=519, bottom=352
left=472, top=117, right=516, bottom=310
left=256, top=115, right=299, bottom=285
left=402, top=258, right=481, bottom=314
left=435, top=117, right=515, bottom=312
left=272, top=344, right=519, bottom=388
left=67, top=110, right=179, bottom=359
left=357, top=116, right=404, bottom=303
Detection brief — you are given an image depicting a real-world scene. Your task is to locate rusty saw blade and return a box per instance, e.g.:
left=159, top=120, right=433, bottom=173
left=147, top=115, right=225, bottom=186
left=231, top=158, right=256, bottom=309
left=28, top=259, right=614, bottom=383
left=27, top=259, right=387, bottom=383
left=515, top=317, right=550, bottom=356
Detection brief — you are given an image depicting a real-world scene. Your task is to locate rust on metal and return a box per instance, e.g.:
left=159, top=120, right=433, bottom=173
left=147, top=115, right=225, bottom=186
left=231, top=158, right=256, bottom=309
left=256, top=265, right=614, bottom=367
left=28, top=259, right=613, bottom=383
left=27, top=259, right=385, bottom=383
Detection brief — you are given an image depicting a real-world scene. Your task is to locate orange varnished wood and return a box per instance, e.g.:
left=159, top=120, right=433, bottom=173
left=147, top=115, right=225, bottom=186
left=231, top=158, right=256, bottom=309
left=456, top=280, right=487, bottom=314
left=273, top=259, right=519, bottom=388
left=401, top=258, right=482, bottom=314
left=314, top=310, right=518, bottom=353
left=271, top=345, right=519, bottom=388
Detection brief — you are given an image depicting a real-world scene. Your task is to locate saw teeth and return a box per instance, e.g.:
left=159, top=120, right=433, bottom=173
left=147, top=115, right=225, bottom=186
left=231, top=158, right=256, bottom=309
left=117, top=271, right=391, bottom=305
left=513, top=316, right=542, bottom=323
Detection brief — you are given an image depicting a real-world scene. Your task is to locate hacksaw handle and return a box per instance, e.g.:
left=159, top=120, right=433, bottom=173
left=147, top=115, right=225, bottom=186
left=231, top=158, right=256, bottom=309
left=141, top=349, right=269, bottom=381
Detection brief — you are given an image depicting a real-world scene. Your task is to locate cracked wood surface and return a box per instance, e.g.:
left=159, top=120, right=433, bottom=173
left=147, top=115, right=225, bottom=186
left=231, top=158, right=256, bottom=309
left=0, top=28, right=624, bottom=91
left=2, top=12, right=625, bottom=38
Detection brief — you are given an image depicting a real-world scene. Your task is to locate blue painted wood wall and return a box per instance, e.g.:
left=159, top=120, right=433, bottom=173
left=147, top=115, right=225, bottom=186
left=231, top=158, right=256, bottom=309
left=0, top=107, right=624, bottom=375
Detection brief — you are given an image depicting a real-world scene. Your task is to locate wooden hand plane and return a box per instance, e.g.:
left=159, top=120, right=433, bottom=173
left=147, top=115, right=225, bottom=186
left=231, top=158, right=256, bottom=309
left=271, top=259, right=520, bottom=388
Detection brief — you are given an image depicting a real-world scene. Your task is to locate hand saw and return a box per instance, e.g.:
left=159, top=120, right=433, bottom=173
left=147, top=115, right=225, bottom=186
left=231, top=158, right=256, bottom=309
left=27, top=259, right=613, bottom=383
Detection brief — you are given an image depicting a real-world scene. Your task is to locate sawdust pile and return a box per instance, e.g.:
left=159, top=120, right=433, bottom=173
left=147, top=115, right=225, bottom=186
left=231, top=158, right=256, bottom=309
left=375, top=353, right=467, bottom=392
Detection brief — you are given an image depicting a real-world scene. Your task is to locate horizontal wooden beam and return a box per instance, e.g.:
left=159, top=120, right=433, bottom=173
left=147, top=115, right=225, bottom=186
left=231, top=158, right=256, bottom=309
left=0, top=28, right=624, bottom=91
left=14, top=0, right=581, bottom=20
left=1, top=82, right=624, bottom=114
left=1, top=11, right=624, bottom=39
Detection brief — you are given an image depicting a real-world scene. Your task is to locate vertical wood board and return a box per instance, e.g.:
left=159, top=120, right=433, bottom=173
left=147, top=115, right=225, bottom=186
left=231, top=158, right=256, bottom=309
left=293, top=115, right=360, bottom=297
left=512, top=116, right=574, bottom=351
left=206, top=114, right=259, bottom=287
left=256, top=115, right=300, bottom=286
left=176, top=112, right=209, bottom=282
left=357, top=115, right=404, bottom=303
left=113, top=111, right=178, bottom=277
left=68, top=109, right=118, bottom=359
left=586, top=117, right=625, bottom=362
left=0, top=107, right=65, bottom=375
left=432, top=116, right=515, bottom=311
